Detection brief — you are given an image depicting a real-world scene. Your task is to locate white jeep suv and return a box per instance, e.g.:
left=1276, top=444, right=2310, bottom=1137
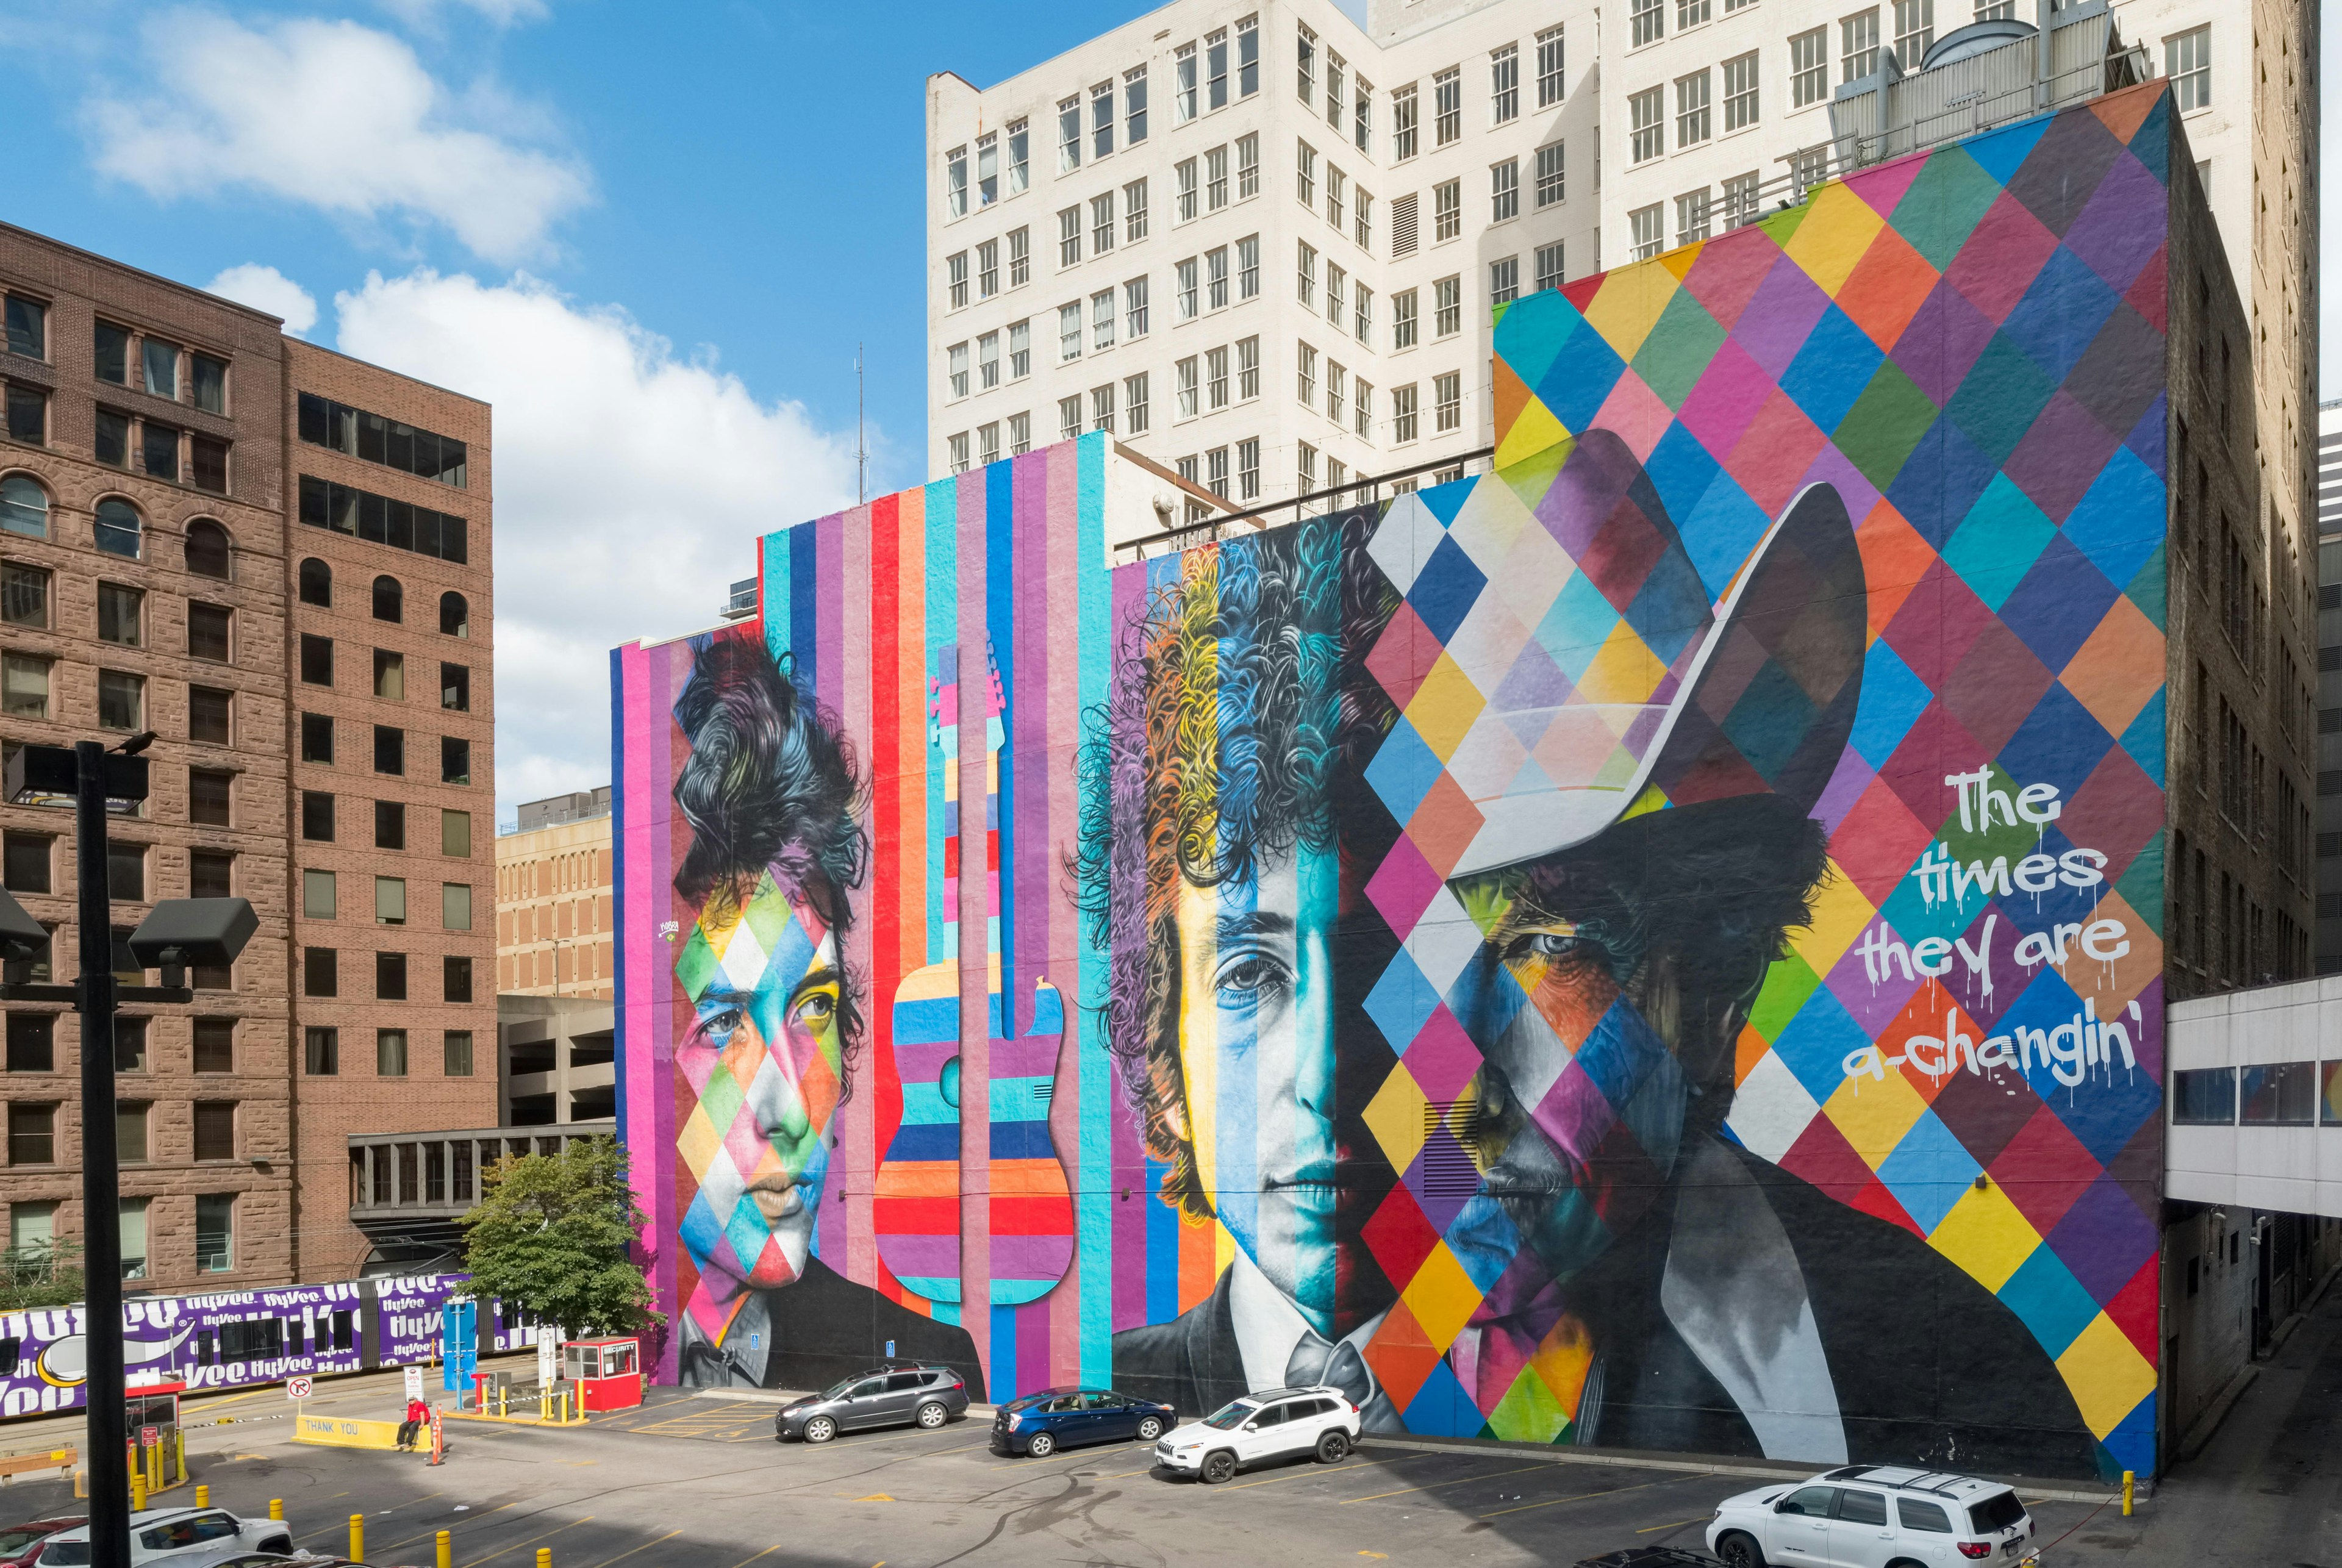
left=1706, top=1464, right=2039, bottom=1568
left=1152, top=1386, right=1362, bottom=1483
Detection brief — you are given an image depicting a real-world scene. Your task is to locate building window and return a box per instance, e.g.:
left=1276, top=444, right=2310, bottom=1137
left=303, top=947, right=337, bottom=997
left=94, top=321, right=129, bottom=383
left=1125, top=373, right=1150, bottom=434
left=1393, top=84, right=1418, bottom=161
left=445, top=1031, right=475, bottom=1078
left=0, top=474, right=46, bottom=539
left=2167, top=26, right=2210, bottom=111
left=1892, top=0, right=1933, bottom=66
left=948, top=342, right=969, bottom=399
left=944, top=145, right=967, bottom=219
left=442, top=881, right=473, bottom=931
left=95, top=409, right=129, bottom=467
left=5, top=386, right=46, bottom=445
left=6, top=1014, right=53, bottom=1073
left=1392, top=384, right=1421, bottom=445
left=7, top=1103, right=54, bottom=1165
left=1791, top=27, right=1828, bottom=106
left=374, top=725, right=404, bottom=776
left=1491, top=159, right=1519, bottom=223
left=1236, top=14, right=1259, bottom=96
left=1723, top=171, right=1762, bottom=229
left=376, top=875, right=407, bottom=926
left=1092, top=192, right=1117, bottom=255
left=1676, top=70, right=1711, bottom=145
left=1126, top=276, right=1150, bottom=337
left=443, top=807, right=471, bottom=858
left=1058, top=206, right=1081, bottom=268
left=1841, top=10, right=1881, bottom=83
left=1059, top=303, right=1083, bottom=362
left=442, top=736, right=471, bottom=786
left=1297, top=140, right=1317, bottom=210
left=977, top=422, right=1000, bottom=465
left=1092, top=79, right=1115, bottom=159
left=1354, top=380, right=1372, bottom=440
left=1490, top=256, right=1520, bottom=306
left=1206, top=146, right=1228, bottom=210
left=1205, top=446, right=1230, bottom=499
left=1355, top=284, right=1373, bottom=345
left=1297, top=342, right=1317, bottom=407
left=300, top=712, right=334, bottom=765
left=304, top=1028, right=338, bottom=1076
left=443, top=954, right=474, bottom=1005
left=1007, top=120, right=1029, bottom=193
left=104, top=842, right=143, bottom=903
left=440, top=661, right=470, bottom=713
left=301, top=791, right=334, bottom=842
left=1631, top=202, right=1666, bottom=259
left=1630, top=86, right=1665, bottom=163
left=441, top=592, right=469, bottom=637
left=1238, top=235, right=1260, bottom=298
left=2, top=831, right=48, bottom=893
left=1678, top=0, right=1710, bottom=28
left=1126, top=178, right=1148, bottom=240
left=1237, top=337, right=1261, bottom=399
left=1176, top=41, right=1198, bottom=121
left=1058, top=96, right=1081, bottom=173
left=2, top=562, right=47, bottom=629
left=1326, top=362, right=1346, bottom=424
left=1208, top=346, right=1230, bottom=410
left=1353, top=75, right=1373, bottom=152
left=1176, top=357, right=1199, bottom=420
left=1125, top=65, right=1149, bottom=144
left=189, top=767, right=232, bottom=827
left=1394, top=288, right=1419, bottom=349
left=1721, top=52, right=1761, bottom=133
left=1354, top=188, right=1373, bottom=250
left=1677, top=188, right=1711, bottom=246
left=1434, top=276, right=1462, bottom=337
left=1490, top=42, right=1519, bottom=124
left=1236, top=133, right=1259, bottom=199
left=115, top=1102, right=148, bottom=1164
left=186, top=601, right=234, bottom=664
left=141, top=421, right=179, bottom=482
left=947, top=252, right=969, bottom=309
left=1008, top=412, right=1030, bottom=456
left=1058, top=396, right=1081, bottom=441
left=997, top=321, right=1027, bottom=383
left=187, top=684, right=230, bottom=747
left=1090, top=383, right=1115, bottom=434
left=4, top=295, right=45, bottom=359
left=296, top=475, right=469, bottom=565
left=193, top=1193, right=234, bottom=1272
left=95, top=497, right=141, bottom=558
left=1534, top=143, right=1566, bottom=209
left=1298, top=21, right=1317, bottom=104
left=376, top=952, right=407, bottom=1003
left=1, top=653, right=49, bottom=719
left=1433, top=66, right=1461, bottom=145
left=1092, top=288, right=1116, bottom=351
left=98, top=669, right=144, bottom=732
left=190, top=849, right=232, bottom=904
left=1204, top=247, right=1228, bottom=310
left=1431, top=180, right=1459, bottom=242
left=975, top=132, right=997, bottom=209
left=1434, top=372, right=1462, bottom=432
left=1326, top=263, right=1345, bottom=327
left=376, top=801, right=405, bottom=851
left=977, top=241, right=998, bottom=300
left=193, top=1100, right=235, bottom=1162
left=304, top=867, right=337, bottom=920
left=1631, top=0, right=1663, bottom=47
left=1298, top=242, right=1317, bottom=307
left=1008, top=227, right=1030, bottom=288
left=1176, top=258, right=1200, bottom=320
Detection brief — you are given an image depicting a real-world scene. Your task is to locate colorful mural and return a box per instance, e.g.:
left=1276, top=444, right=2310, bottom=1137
left=617, top=87, right=2174, bottom=1480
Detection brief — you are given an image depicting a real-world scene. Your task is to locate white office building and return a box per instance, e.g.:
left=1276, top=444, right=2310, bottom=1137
left=927, top=0, right=2309, bottom=540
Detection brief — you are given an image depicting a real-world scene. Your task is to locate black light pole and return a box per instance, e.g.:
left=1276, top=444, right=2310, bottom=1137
left=0, top=739, right=254, bottom=1568
left=73, top=741, right=129, bottom=1568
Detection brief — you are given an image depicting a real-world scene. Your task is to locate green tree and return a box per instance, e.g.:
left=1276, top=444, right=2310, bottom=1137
left=0, top=1239, right=84, bottom=1312
left=458, top=1137, right=661, bottom=1338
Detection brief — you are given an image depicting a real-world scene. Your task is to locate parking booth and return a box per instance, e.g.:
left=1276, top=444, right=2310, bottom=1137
left=561, top=1337, right=643, bottom=1412
left=125, top=1381, right=186, bottom=1494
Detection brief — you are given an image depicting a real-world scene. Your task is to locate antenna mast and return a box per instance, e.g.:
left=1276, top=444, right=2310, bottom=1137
left=856, top=343, right=867, bottom=504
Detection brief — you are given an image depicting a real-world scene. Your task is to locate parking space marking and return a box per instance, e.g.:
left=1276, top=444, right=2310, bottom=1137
left=718, top=1551, right=783, bottom=1568
left=1636, top=1516, right=1710, bottom=1534
left=1477, top=1477, right=1672, bottom=1519
left=461, top=1514, right=596, bottom=1567
left=1338, top=1462, right=1553, bottom=1503
left=581, top=1528, right=682, bottom=1568
left=377, top=1500, right=520, bottom=1557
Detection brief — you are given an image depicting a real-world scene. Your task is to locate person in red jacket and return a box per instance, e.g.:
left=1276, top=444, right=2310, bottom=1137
left=398, top=1398, right=428, bottom=1451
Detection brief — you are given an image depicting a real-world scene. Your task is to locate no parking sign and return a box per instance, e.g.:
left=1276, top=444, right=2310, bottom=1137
left=287, top=1376, right=313, bottom=1400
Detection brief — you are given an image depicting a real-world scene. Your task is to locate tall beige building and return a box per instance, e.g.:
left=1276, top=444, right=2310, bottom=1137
left=495, top=788, right=613, bottom=999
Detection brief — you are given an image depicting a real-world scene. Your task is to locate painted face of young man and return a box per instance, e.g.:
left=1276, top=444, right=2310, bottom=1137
left=673, top=867, right=847, bottom=1326
left=1439, top=859, right=1689, bottom=1298
left=1169, top=842, right=1355, bottom=1336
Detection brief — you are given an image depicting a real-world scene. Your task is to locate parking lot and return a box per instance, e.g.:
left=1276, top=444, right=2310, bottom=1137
left=0, top=1382, right=2165, bottom=1568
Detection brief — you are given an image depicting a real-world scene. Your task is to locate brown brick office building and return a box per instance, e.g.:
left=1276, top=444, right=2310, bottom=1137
left=0, top=223, right=497, bottom=1291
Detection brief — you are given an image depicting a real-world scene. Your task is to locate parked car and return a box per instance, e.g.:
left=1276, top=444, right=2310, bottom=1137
left=0, top=1519, right=84, bottom=1568
left=36, top=1509, right=294, bottom=1566
left=1706, top=1464, right=2038, bottom=1568
left=990, top=1387, right=1178, bottom=1458
left=1150, top=1386, right=1361, bottom=1483
left=773, top=1364, right=970, bottom=1443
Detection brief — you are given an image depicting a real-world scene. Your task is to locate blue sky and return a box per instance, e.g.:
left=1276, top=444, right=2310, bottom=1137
left=0, top=1, right=2330, bottom=818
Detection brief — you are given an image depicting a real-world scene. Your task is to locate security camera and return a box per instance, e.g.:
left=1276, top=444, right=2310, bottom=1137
left=1153, top=493, right=1175, bottom=521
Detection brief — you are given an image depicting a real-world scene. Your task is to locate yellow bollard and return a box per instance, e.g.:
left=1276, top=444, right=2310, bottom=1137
left=499, top=1386, right=507, bottom=1419
left=536, top=1550, right=551, bottom=1568
left=195, top=1485, right=209, bottom=1508
left=437, top=1529, right=452, bottom=1568
left=268, top=1499, right=284, bottom=1522
left=176, top=1431, right=186, bottom=1486
left=131, top=1470, right=146, bottom=1513
left=350, top=1514, right=364, bottom=1561
left=2121, top=1470, right=2135, bottom=1516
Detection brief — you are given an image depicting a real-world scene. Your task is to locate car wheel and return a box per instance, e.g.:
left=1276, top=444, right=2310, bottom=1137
left=1314, top=1430, right=1350, bottom=1463
left=260, top=1539, right=292, bottom=1555
left=1200, top=1450, right=1238, bottom=1484
left=1136, top=1416, right=1165, bottom=1441
left=1026, top=1431, right=1057, bottom=1458
left=917, top=1401, right=949, bottom=1430
left=1715, top=1532, right=1766, bottom=1568
left=803, top=1415, right=837, bottom=1444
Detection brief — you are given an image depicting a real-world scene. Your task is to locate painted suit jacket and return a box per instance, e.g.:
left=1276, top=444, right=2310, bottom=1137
left=679, top=1256, right=989, bottom=1400
left=1109, top=1145, right=2104, bottom=1477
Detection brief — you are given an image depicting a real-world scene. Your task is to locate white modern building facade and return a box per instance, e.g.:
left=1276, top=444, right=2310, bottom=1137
left=926, top=0, right=2310, bottom=540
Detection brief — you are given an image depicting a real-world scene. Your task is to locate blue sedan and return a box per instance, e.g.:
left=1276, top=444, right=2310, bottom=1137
left=990, top=1387, right=1178, bottom=1458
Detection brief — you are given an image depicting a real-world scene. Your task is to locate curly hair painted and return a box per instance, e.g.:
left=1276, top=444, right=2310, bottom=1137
left=672, top=631, right=871, bottom=1074
left=1072, top=509, right=1399, bottom=1223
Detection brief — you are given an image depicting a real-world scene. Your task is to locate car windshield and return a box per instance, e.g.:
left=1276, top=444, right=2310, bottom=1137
left=0, top=1530, right=54, bottom=1554
left=39, top=1545, right=90, bottom=1566
left=1201, top=1399, right=1259, bottom=1431
left=820, top=1376, right=864, bottom=1399
left=1968, top=1491, right=2025, bottom=1532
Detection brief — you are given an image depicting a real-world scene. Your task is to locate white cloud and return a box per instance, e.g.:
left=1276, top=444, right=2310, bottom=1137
left=377, top=0, right=550, bottom=26
left=86, top=12, right=589, bottom=263
left=203, top=264, right=317, bottom=335
left=331, top=270, right=862, bottom=817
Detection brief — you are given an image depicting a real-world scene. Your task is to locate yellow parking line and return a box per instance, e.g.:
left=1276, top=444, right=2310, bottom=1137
left=1637, top=1516, right=1710, bottom=1534
left=1339, top=1462, right=1552, bottom=1503
left=719, top=1549, right=782, bottom=1568
left=379, top=1500, right=518, bottom=1556
left=582, top=1529, right=682, bottom=1568
left=1479, top=1477, right=1669, bottom=1519
left=462, top=1516, right=595, bottom=1567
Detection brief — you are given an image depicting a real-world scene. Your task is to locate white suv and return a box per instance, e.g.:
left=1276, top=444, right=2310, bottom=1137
left=1706, top=1464, right=2039, bottom=1568
left=37, top=1509, right=294, bottom=1566
left=1152, top=1386, right=1362, bottom=1483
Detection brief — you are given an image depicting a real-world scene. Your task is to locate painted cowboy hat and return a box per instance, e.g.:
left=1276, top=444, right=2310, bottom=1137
left=1364, top=424, right=1866, bottom=879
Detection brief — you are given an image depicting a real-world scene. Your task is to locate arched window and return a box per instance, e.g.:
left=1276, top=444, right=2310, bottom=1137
left=372, top=575, right=403, bottom=623
left=298, top=558, right=332, bottom=607
left=94, top=498, right=142, bottom=559
left=0, top=476, right=49, bottom=539
left=184, top=519, right=232, bottom=579
left=440, top=591, right=469, bottom=639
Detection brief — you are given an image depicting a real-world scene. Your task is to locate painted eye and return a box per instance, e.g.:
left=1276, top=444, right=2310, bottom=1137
left=697, top=1006, right=745, bottom=1047
left=790, top=990, right=837, bottom=1028
left=1215, top=953, right=1285, bottom=1000
left=1513, top=931, right=1592, bottom=962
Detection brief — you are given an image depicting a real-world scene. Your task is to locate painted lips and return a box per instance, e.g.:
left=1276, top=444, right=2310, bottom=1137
left=745, top=1176, right=809, bottom=1222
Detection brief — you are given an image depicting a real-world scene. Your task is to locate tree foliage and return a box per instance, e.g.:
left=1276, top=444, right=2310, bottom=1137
left=0, top=1240, right=84, bottom=1312
left=458, top=1138, right=660, bottom=1338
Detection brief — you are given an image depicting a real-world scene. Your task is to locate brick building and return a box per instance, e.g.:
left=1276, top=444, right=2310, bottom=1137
left=0, top=221, right=496, bottom=1291
left=494, top=789, right=612, bottom=1000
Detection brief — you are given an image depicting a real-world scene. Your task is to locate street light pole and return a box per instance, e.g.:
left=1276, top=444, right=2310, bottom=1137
left=73, top=740, right=129, bottom=1568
